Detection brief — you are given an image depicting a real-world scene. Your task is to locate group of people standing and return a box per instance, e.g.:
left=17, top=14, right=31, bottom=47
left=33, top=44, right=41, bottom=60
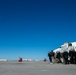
left=48, top=43, right=76, bottom=64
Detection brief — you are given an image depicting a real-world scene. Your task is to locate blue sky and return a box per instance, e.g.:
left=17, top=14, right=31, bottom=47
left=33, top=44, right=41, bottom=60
left=0, top=0, right=76, bottom=60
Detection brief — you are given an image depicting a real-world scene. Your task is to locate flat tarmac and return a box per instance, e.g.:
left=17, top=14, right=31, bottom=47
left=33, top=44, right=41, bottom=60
left=0, top=61, right=76, bottom=75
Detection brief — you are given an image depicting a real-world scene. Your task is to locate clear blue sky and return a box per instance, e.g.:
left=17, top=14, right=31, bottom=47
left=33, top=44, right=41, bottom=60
left=0, top=0, right=76, bottom=60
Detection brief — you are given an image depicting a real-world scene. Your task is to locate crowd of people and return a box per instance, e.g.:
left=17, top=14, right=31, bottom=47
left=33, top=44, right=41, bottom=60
left=48, top=43, right=76, bottom=65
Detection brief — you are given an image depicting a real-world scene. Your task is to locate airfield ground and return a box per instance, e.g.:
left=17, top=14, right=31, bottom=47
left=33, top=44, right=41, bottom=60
left=0, top=61, right=76, bottom=75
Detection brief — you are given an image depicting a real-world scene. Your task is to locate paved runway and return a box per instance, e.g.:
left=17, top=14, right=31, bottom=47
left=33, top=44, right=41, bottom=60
left=0, top=61, right=76, bottom=75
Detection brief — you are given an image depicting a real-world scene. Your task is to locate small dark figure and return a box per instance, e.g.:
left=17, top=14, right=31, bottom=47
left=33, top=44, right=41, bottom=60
left=48, top=52, right=52, bottom=63
left=56, top=51, right=62, bottom=63
left=68, top=43, right=75, bottom=64
left=44, top=58, right=46, bottom=62
left=63, top=51, right=69, bottom=64
left=69, top=50, right=75, bottom=64
left=18, top=57, right=22, bottom=62
left=74, top=51, right=76, bottom=64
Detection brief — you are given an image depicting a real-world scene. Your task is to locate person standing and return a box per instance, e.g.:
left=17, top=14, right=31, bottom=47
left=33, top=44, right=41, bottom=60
left=68, top=43, right=75, bottom=64
left=63, top=51, right=69, bottom=64
left=48, top=52, right=52, bottom=64
left=56, top=51, right=62, bottom=63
